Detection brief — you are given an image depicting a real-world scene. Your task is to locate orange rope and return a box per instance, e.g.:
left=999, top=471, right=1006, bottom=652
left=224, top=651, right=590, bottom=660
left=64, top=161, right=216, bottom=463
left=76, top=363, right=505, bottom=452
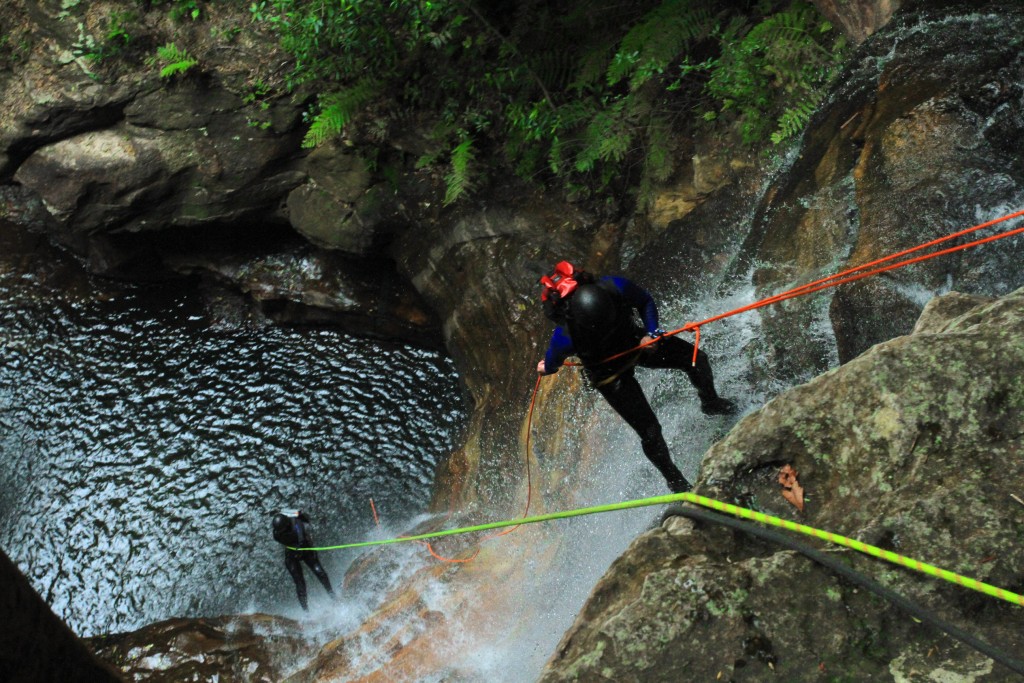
left=681, top=213, right=1024, bottom=332
left=477, top=374, right=539, bottom=541
left=369, top=498, right=380, bottom=526
left=424, top=541, right=480, bottom=563
left=596, top=209, right=1024, bottom=366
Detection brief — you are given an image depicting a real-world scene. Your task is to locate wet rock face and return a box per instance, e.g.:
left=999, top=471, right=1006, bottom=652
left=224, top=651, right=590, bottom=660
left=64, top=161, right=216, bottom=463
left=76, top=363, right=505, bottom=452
left=390, top=193, right=604, bottom=507
left=540, top=287, right=1024, bottom=682
left=0, top=1, right=442, bottom=343
left=626, top=1, right=1024, bottom=391
left=811, top=0, right=902, bottom=44
left=87, top=614, right=314, bottom=683
left=681, top=0, right=1024, bottom=377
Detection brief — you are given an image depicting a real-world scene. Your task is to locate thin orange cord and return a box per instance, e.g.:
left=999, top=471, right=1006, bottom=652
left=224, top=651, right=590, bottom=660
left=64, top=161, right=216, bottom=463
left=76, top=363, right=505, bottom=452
left=370, top=498, right=380, bottom=527
left=673, top=216, right=1024, bottom=336
left=594, top=210, right=1024, bottom=367
left=402, top=375, right=541, bottom=563
left=477, top=374, right=540, bottom=541
left=423, top=541, right=480, bottom=563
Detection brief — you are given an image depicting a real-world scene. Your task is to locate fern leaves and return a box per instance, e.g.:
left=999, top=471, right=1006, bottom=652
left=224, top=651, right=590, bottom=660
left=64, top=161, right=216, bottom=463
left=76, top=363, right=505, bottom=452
left=608, top=0, right=717, bottom=88
left=772, top=99, right=820, bottom=144
left=302, top=79, right=379, bottom=149
left=155, top=42, right=197, bottom=79
left=260, top=0, right=848, bottom=208
left=705, top=1, right=845, bottom=144
left=443, top=138, right=475, bottom=206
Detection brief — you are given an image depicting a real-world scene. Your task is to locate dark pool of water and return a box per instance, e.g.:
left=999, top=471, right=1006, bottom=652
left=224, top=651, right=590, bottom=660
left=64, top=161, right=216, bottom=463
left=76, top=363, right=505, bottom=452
left=0, top=226, right=466, bottom=636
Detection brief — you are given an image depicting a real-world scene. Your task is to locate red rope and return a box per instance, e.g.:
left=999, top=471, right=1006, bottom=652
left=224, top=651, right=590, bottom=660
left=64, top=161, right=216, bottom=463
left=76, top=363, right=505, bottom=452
left=597, top=209, right=1024, bottom=366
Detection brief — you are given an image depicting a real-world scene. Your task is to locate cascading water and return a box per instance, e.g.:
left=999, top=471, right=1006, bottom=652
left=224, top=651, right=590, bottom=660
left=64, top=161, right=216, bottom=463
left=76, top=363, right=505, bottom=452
left=0, top=224, right=466, bottom=637
left=457, top=278, right=835, bottom=682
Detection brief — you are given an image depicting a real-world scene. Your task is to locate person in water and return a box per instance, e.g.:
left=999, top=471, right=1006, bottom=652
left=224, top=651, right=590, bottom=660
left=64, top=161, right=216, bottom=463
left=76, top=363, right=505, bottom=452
left=272, top=509, right=336, bottom=611
left=536, top=260, right=735, bottom=493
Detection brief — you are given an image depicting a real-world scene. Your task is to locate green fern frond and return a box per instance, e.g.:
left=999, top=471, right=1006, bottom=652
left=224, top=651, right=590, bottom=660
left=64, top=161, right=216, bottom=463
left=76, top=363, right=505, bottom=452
left=443, top=138, right=475, bottom=205
left=575, top=101, right=632, bottom=172
left=302, top=79, right=378, bottom=149
left=705, top=1, right=844, bottom=144
left=156, top=42, right=197, bottom=78
left=528, top=49, right=580, bottom=94
left=548, top=134, right=568, bottom=175
left=771, top=97, right=819, bottom=144
left=643, top=115, right=674, bottom=184
left=608, top=0, right=717, bottom=89
left=571, top=45, right=614, bottom=92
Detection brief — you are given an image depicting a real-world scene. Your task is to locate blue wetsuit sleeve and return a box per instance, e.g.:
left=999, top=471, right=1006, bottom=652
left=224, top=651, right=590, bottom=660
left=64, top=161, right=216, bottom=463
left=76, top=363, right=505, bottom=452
left=606, top=276, right=659, bottom=334
left=543, top=327, right=574, bottom=373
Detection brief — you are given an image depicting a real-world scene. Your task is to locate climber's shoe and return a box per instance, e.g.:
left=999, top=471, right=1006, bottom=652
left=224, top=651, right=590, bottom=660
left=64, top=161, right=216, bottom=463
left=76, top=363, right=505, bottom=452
left=668, top=477, right=692, bottom=494
left=700, top=397, right=737, bottom=416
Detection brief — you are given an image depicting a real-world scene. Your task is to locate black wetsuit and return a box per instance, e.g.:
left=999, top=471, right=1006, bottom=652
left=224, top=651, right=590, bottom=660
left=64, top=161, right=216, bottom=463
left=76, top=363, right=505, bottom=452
left=272, top=512, right=335, bottom=611
left=542, top=277, right=732, bottom=493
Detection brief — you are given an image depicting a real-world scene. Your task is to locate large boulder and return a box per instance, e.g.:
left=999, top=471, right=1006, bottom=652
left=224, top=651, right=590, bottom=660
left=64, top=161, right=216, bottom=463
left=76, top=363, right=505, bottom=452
left=540, top=287, right=1024, bottom=682
left=1, top=1, right=308, bottom=239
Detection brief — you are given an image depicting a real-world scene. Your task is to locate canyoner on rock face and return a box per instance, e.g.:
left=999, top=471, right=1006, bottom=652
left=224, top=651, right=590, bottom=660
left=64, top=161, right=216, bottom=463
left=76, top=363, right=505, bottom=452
left=536, top=260, right=737, bottom=493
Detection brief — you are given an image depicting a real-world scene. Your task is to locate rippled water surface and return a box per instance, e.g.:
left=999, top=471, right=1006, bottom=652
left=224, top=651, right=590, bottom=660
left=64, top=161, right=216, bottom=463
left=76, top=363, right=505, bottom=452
left=0, top=227, right=465, bottom=636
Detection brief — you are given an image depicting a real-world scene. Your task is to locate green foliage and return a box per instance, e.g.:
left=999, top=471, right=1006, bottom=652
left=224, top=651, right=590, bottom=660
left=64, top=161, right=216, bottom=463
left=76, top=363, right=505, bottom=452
left=103, top=12, right=135, bottom=53
left=173, top=1, right=201, bottom=22
left=443, top=138, right=476, bottom=205
left=154, top=42, right=198, bottom=78
left=302, top=79, right=379, bottom=148
left=607, top=0, right=716, bottom=89
left=0, top=32, right=32, bottom=70
left=702, top=1, right=846, bottom=144
left=252, top=0, right=848, bottom=209
left=79, top=11, right=136, bottom=62
left=772, top=99, right=819, bottom=144
left=149, top=0, right=202, bottom=22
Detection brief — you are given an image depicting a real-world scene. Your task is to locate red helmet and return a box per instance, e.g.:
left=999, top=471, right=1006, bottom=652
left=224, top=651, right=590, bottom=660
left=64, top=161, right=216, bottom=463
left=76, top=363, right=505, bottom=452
left=539, top=261, right=579, bottom=302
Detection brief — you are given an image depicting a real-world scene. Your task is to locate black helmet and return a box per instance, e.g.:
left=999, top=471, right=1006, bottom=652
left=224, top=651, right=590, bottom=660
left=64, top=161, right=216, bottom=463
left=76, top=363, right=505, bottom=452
left=568, top=284, right=617, bottom=334
left=272, top=513, right=290, bottom=536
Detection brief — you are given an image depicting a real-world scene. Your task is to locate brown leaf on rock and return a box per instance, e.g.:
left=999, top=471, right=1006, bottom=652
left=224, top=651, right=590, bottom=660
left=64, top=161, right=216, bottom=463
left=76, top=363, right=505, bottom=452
left=778, top=464, right=805, bottom=511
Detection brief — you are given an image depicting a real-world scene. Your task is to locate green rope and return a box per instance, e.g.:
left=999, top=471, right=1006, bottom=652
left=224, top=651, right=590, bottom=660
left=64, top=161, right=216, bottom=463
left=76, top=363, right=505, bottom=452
left=291, top=492, right=1024, bottom=608
left=291, top=494, right=683, bottom=551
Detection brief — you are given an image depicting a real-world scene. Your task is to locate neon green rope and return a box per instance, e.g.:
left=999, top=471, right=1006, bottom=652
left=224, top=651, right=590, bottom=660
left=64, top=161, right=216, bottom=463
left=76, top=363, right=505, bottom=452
left=291, top=492, right=1024, bottom=608
left=682, top=493, right=1024, bottom=608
